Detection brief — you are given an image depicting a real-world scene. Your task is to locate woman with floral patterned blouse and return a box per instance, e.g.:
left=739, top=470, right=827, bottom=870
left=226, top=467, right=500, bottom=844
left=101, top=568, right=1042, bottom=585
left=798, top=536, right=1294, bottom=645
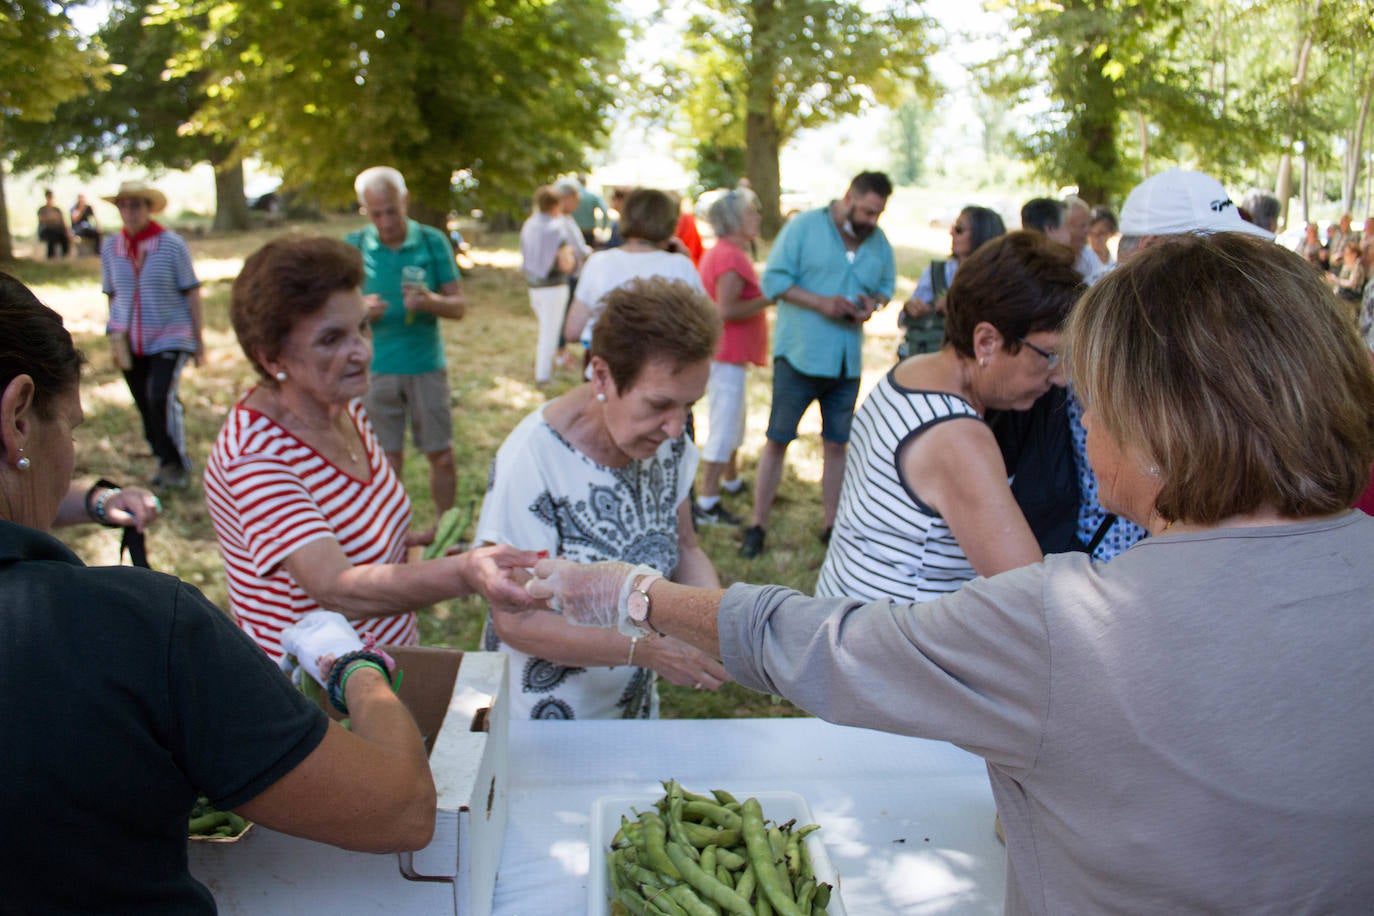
left=477, top=277, right=729, bottom=719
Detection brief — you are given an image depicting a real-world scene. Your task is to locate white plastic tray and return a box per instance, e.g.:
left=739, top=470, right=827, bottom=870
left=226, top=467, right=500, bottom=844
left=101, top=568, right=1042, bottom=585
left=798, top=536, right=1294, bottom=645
left=589, top=789, right=846, bottom=915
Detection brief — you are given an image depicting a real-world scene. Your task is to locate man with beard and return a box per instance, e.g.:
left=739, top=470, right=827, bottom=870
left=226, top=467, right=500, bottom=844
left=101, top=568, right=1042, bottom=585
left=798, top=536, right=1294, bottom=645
left=739, top=171, right=895, bottom=558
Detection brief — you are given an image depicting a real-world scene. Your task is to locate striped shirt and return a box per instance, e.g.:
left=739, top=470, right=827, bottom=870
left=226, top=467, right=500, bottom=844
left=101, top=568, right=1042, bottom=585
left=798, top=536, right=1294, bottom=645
left=204, top=396, right=417, bottom=660
left=100, top=228, right=201, bottom=356
left=816, top=373, right=983, bottom=603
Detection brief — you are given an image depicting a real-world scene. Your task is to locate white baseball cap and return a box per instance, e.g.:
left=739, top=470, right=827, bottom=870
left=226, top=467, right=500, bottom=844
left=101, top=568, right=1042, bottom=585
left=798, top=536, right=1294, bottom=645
left=1119, top=168, right=1273, bottom=240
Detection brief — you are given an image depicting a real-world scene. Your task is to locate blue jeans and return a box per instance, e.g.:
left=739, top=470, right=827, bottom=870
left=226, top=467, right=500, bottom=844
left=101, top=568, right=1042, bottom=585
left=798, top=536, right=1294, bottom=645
left=764, top=357, right=861, bottom=445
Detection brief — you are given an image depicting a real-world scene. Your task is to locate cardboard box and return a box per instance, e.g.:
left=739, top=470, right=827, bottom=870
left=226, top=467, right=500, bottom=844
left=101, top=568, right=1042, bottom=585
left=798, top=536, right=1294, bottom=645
left=188, top=648, right=510, bottom=915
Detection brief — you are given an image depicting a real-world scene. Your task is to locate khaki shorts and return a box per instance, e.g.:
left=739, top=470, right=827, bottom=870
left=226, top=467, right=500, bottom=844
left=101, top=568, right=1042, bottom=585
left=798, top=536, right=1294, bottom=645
left=363, top=369, right=454, bottom=455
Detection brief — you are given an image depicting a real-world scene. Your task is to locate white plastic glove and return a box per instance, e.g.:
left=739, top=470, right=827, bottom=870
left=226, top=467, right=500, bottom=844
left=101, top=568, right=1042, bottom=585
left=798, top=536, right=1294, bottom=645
left=280, top=611, right=364, bottom=687
left=524, top=559, right=659, bottom=637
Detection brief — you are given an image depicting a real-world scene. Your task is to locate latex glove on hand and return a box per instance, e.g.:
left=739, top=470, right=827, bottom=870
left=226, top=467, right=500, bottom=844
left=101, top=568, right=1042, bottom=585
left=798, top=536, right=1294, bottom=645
left=524, top=558, right=658, bottom=637
left=280, top=611, right=363, bottom=687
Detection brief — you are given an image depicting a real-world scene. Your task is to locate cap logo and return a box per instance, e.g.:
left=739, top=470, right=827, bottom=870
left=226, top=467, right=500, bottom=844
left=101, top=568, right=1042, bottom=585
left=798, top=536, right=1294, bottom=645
left=1210, top=198, right=1235, bottom=213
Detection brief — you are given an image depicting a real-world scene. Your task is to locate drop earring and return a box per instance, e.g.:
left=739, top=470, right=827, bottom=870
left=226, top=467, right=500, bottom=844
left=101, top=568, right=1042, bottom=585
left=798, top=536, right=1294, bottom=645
left=16, top=449, right=30, bottom=471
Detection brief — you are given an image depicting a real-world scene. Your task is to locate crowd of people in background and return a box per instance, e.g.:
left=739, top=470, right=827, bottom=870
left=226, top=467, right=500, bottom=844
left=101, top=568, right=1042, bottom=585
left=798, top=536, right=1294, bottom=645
left=6, top=159, right=1373, bottom=910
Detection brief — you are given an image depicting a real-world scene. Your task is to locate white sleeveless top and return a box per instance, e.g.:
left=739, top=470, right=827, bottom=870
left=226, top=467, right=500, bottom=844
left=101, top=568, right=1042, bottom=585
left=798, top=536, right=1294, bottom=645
left=816, top=372, right=984, bottom=603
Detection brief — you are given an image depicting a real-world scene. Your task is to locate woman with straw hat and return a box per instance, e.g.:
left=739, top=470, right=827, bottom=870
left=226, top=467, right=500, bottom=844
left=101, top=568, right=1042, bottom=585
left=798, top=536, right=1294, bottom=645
left=100, top=179, right=203, bottom=490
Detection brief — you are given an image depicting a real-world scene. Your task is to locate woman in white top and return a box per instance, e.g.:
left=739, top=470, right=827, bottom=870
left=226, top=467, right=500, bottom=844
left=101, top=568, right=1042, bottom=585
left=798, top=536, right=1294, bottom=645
left=816, top=231, right=1083, bottom=603
left=563, top=188, right=704, bottom=348
left=478, top=277, right=728, bottom=719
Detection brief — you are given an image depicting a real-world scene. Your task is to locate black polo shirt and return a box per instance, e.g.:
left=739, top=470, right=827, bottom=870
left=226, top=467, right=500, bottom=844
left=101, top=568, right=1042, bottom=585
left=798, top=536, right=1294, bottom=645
left=0, top=521, right=327, bottom=913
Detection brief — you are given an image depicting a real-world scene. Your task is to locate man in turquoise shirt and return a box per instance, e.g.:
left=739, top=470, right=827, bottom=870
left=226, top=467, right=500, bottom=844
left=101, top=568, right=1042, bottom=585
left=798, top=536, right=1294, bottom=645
left=346, top=166, right=467, bottom=524
left=740, top=171, right=895, bottom=558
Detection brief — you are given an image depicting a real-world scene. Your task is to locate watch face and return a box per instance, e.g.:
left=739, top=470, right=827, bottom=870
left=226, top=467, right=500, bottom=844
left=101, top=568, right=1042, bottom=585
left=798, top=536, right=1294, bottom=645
left=627, top=589, right=649, bottom=622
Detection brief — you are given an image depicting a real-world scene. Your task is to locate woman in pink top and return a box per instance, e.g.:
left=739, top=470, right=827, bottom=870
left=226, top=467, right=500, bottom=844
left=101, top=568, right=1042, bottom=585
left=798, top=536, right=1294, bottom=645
left=204, top=236, right=539, bottom=659
left=693, top=189, right=772, bottom=525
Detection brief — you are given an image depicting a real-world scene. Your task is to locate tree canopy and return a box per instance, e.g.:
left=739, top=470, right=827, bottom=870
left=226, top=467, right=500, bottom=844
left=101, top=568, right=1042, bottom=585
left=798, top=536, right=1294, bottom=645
left=165, top=0, right=627, bottom=225
left=0, top=0, right=105, bottom=258
left=654, top=0, right=936, bottom=236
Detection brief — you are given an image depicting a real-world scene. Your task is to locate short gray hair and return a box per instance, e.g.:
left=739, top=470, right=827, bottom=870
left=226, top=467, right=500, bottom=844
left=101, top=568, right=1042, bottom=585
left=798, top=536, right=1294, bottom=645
left=1063, top=194, right=1090, bottom=214
left=705, top=188, right=760, bottom=237
left=354, top=166, right=407, bottom=205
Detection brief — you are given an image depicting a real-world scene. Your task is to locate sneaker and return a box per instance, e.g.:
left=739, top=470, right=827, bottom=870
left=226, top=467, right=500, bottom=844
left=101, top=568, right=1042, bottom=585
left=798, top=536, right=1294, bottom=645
left=694, top=501, right=742, bottom=527
left=739, top=525, right=766, bottom=559
left=720, top=478, right=749, bottom=496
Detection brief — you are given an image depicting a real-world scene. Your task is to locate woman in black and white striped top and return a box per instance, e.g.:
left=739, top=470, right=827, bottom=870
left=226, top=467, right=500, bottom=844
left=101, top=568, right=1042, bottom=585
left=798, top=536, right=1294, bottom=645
left=816, top=231, right=1084, bottom=603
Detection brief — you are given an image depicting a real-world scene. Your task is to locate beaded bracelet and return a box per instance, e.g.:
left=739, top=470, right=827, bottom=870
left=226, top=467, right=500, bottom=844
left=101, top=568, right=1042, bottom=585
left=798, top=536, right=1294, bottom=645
left=325, top=649, right=396, bottom=715
left=85, top=478, right=123, bottom=527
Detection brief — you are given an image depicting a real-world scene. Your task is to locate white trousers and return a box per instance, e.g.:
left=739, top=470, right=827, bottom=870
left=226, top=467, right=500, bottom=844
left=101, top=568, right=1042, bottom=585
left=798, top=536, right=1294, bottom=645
left=529, top=284, right=570, bottom=383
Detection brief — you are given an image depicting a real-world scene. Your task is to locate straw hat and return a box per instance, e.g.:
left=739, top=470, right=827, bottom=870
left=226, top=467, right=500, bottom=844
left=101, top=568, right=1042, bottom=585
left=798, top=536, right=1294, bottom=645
left=102, top=180, right=168, bottom=214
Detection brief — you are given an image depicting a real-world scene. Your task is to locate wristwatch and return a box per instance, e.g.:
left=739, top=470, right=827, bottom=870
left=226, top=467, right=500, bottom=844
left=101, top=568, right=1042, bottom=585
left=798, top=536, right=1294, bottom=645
left=626, top=573, right=663, bottom=635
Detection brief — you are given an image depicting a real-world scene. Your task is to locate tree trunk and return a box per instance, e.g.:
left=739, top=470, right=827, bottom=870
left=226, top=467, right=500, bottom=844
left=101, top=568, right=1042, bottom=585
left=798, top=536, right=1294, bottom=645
left=1342, top=63, right=1372, bottom=214
left=1137, top=112, right=1150, bottom=181
left=745, top=0, right=784, bottom=239
left=1275, top=22, right=1314, bottom=231
left=212, top=155, right=251, bottom=232
left=0, top=122, right=13, bottom=262
left=746, top=112, right=783, bottom=239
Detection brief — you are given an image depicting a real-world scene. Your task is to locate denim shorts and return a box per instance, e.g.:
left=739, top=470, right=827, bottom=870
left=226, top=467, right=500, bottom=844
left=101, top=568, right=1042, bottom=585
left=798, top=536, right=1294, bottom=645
left=765, top=357, right=861, bottom=445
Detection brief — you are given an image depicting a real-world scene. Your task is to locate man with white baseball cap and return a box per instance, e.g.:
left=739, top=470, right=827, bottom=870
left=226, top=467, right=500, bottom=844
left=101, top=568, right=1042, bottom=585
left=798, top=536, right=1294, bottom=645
left=1116, top=167, right=1274, bottom=261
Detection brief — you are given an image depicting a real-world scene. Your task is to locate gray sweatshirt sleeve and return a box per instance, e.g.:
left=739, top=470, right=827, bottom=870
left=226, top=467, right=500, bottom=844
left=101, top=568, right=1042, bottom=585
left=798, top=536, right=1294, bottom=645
left=717, top=563, right=1057, bottom=772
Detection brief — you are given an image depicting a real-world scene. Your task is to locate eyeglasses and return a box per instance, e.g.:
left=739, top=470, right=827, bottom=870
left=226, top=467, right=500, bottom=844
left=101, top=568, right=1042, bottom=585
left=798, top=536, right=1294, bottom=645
left=1017, top=337, right=1061, bottom=369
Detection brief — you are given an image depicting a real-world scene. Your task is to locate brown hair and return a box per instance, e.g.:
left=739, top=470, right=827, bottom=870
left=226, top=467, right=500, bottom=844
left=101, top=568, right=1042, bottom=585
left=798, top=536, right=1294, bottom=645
left=618, top=189, right=678, bottom=244
left=231, top=236, right=364, bottom=382
left=943, top=230, right=1083, bottom=358
left=1066, top=231, right=1374, bottom=524
left=0, top=273, right=84, bottom=420
left=590, top=278, right=721, bottom=392
left=533, top=186, right=560, bottom=214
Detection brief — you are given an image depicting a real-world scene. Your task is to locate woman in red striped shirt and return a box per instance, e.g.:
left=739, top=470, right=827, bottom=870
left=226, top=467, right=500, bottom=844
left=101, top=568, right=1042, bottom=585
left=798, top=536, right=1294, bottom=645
left=205, top=236, right=539, bottom=660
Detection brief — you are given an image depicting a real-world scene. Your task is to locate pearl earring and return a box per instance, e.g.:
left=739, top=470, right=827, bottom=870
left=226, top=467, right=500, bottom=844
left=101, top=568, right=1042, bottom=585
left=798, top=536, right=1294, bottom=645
left=16, top=449, right=30, bottom=471
left=275, top=371, right=287, bottom=381
left=596, top=392, right=607, bottom=403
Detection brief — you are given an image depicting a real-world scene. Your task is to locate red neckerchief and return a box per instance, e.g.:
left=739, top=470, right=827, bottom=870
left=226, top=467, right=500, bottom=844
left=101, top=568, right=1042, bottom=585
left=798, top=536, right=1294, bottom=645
left=120, top=221, right=165, bottom=356
left=120, top=220, right=164, bottom=262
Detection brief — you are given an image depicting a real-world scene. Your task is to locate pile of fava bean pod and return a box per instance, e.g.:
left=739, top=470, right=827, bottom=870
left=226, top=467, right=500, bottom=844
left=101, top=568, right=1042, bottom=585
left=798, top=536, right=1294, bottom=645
left=607, top=780, right=832, bottom=916
left=188, top=795, right=251, bottom=839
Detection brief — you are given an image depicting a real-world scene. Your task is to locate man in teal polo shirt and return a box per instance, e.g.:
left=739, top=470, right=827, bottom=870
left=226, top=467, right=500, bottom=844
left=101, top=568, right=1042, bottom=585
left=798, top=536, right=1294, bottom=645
left=346, top=166, right=467, bottom=523
left=740, top=171, right=896, bottom=558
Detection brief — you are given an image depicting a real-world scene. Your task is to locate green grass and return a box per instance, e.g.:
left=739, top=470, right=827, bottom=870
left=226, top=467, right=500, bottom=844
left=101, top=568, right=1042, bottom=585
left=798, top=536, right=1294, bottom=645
left=6, top=216, right=942, bottom=719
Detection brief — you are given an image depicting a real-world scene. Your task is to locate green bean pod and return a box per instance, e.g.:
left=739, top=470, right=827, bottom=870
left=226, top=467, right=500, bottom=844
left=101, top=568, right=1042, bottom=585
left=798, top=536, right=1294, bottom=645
left=666, top=842, right=754, bottom=916
left=639, top=812, right=682, bottom=880
left=713, top=847, right=747, bottom=872
left=683, top=800, right=743, bottom=830
left=664, top=883, right=718, bottom=916
left=741, top=799, right=804, bottom=916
